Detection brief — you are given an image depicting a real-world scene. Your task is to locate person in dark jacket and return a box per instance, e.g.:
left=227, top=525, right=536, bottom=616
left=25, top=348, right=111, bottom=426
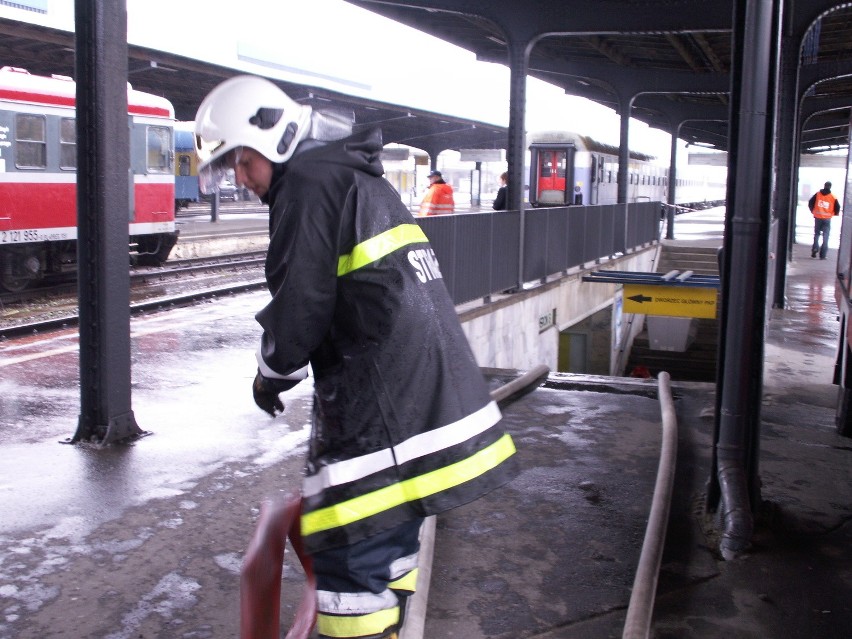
left=492, top=171, right=508, bottom=210
left=808, top=181, right=841, bottom=259
left=194, top=75, right=518, bottom=639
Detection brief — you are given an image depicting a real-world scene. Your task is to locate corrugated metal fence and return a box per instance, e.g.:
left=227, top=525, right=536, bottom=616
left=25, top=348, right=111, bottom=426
left=417, top=201, right=661, bottom=306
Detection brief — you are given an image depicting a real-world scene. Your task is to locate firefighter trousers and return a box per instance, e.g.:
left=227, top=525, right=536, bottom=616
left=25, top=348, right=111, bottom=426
left=312, top=517, right=423, bottom=639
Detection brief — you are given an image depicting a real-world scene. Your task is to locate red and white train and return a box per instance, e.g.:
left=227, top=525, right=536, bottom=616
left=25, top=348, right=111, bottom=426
left=0, top=66, right=178, bottom=292
left=528, top=130, right=727, bottom=209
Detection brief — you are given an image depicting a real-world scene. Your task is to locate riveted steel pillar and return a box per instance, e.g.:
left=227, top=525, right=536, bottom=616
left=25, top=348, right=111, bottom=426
left=71, top=0, right=143, bottom=444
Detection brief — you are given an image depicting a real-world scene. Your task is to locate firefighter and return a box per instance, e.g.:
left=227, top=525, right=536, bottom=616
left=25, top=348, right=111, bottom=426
left=194, top=75, right=518, bottom=639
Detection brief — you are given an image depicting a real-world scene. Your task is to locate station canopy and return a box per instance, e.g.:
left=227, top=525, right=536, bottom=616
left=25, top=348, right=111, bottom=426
left=345, top=0, right=852, bottom=155
left=0, top=16, right=507, bottom=156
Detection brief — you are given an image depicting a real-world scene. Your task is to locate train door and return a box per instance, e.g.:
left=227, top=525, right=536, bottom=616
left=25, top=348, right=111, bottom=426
left=590, top=154, right=602, bottom=205
left=529, top=142, right=575, bottom=206
left=173, top=128, right=199, bottom=207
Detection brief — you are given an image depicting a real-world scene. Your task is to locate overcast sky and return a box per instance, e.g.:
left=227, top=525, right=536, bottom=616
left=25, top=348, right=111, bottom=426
left=8, top=0, right=672, bottom=155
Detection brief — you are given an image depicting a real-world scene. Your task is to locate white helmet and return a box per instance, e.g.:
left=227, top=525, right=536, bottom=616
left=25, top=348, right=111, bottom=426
left=194, top=75, right=312, bottom=193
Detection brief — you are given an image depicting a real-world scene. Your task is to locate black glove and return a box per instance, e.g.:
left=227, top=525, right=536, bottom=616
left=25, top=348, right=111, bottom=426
left=252, top=370, right=288, bottom=417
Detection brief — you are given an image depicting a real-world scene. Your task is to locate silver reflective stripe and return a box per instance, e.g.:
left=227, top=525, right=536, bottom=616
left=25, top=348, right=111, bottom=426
left=303, top=448, right=396, bottom=497
left=317, top=587, right=398, bottom=615
left=302, top=401, right=502, bottom=497
left=389, top=551, right=419, bottom=579
left=394, top=401, right=501, bottom=464
left=255, top=346, right=309, bottom=381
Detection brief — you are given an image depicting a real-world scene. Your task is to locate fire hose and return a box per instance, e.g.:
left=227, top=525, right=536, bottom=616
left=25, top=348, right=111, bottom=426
left=622, top=371, right=677, bottom=639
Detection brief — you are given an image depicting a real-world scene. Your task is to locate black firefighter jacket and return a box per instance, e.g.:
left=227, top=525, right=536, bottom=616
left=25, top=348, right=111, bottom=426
left=256, top=128, right=519, bottom=553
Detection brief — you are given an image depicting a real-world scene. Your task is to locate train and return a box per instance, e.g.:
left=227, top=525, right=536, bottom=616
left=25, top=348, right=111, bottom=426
left=0, top=66, right=178, bottom=292
left=832, top=111, right=852, bottom=436
left=173, top=120, right=248, bottom=208
left=174, top=120, right=200, bottom=209
left=528, top=130, right=727, bottom=209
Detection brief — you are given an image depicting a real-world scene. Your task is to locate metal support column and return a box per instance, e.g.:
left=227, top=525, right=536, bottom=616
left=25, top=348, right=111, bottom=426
left=71, top=0, right=144, bottom=444
left=617, top=93, right=634, bottom=204
left=506, top=38, right=528, bottom=288
left=472, top=160, right=482, bottom=207
left=211, top=190, right=220, bottom=223
left=709, top=0, right=782, bottom=558
left=666, top=124, right=679, bottom=240
left=770, top=31, right=801, bottom=308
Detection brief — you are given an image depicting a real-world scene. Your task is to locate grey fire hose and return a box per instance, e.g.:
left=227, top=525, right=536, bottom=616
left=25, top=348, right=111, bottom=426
left=622, top=371, right=678, bottom=639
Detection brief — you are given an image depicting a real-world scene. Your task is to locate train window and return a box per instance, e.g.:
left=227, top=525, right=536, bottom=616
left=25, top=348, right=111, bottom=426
left=556, top=153, right=567, bottom=178
left=146, top=126, right=171, bottom=173
left=178, top=154, right=190, bottom=176
left=59, top=118, right=76, bottom=170
left=15, top=113, right=46, bottom=169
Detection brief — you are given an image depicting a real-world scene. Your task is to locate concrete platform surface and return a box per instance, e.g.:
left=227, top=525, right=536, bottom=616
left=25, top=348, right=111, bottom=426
left=1, top=238, right=850, bottom=638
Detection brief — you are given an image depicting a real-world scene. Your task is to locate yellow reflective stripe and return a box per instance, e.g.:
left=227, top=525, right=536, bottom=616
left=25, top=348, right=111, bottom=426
left=302, top=433, right=516, bottom=536
left=388, top=568, right=418, bottom=593
left=317, top=606, right=399, bottom=638
left=302, top=401, right=502, bottom=498
left=337, top=224, right=428, bottom=276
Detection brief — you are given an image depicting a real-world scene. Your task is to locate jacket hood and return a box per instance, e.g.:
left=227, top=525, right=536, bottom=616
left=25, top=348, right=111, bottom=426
left=261, top=128, right=385, bottom=205
left=293, top=127, right=384, bottom=177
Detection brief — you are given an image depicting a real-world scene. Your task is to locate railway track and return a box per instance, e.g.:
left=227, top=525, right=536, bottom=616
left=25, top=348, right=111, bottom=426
left=0, top=251, right=268, bottom=338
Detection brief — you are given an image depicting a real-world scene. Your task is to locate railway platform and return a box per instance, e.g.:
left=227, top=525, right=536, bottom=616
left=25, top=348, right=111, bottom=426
left=0, top=233, right=850, bottom=638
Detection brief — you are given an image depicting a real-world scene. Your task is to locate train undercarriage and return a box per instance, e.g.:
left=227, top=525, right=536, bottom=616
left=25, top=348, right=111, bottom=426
left=0, top=231, right=178, bottom=292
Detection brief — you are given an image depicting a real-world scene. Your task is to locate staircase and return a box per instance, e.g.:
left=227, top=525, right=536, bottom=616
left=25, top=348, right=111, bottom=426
left=656, top=244, right=721, bottom=276
left=625, top=244, right=721, bottom=382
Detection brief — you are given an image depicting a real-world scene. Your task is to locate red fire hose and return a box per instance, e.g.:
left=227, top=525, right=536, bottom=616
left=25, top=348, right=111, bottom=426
left=240, top=494, right=316, bottom=639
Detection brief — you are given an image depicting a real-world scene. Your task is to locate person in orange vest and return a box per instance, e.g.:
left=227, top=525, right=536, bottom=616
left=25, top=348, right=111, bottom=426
left=808, top=181, right=841, bottom=259
left=418, top=170, right=454, bottom=216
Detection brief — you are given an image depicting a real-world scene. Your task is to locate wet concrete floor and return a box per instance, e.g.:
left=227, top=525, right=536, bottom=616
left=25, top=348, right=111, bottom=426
left=0, top=210, right=850, bottom=638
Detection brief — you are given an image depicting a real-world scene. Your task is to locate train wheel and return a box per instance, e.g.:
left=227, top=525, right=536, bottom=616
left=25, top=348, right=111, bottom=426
left=1, top=252, right=36, bottom=292
left=0, top=272, right=32, bottom=292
